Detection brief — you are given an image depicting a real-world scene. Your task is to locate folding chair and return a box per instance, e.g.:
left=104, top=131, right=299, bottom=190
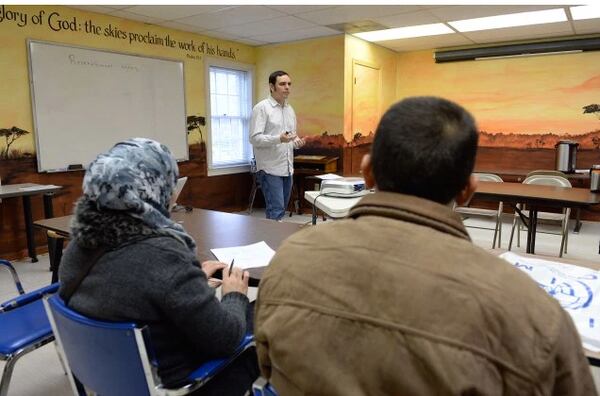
left=454, top=173, right=504, bottom=248
left=0, top=271, right=59, bottom=396
left=44, top=294, right=255, bottom=396
left=508, top=173, right=572, bottom=257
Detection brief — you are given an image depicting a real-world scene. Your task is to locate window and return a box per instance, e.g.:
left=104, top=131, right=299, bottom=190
left=205, top=60, right=253, bottom=176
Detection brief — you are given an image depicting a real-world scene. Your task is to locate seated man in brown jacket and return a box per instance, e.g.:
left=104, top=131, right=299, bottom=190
left=254, top=96, right=596, bottom=395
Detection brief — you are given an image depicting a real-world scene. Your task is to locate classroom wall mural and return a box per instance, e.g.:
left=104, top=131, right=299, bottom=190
left=255, top=35, right=346, bottom=149
left=0, top=4, right=255, bottom=161
left=396, top=49, right=600, bottom=157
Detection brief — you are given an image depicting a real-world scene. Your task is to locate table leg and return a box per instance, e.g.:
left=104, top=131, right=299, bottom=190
left=22, top=195, right=38, bottom=262
left=50, top=237, right=64, bottom=283
left=526, top=208, right=538, bottom=254
left=574, top=208, right=582, bottom=234
left=43, top=193, right=54, bottom=218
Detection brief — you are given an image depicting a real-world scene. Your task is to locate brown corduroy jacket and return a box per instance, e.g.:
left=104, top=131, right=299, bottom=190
left=255, top=191, right=596, bottom=396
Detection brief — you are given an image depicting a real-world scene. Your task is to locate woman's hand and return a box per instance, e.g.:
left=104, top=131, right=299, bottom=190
left=222, top=267, right=249, bottom=296
left=201, top=260, right=227, bottom=278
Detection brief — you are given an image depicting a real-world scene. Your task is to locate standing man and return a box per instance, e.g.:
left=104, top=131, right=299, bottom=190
left=255, top=97, right=595, bottom=395
left=250, top=70, right=304, bottom=221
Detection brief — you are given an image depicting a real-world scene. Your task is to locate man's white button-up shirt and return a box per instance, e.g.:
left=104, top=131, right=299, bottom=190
left=250, top=95, right=297, bottom=177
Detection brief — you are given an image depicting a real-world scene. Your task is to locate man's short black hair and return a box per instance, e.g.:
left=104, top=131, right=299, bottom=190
left=371, top=96, right=478, bottom=204
left=269, top=70, right=289, bottom=86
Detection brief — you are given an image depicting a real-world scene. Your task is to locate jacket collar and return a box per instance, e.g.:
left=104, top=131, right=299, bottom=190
left=349, top=191, right=471, bottom=241
left=268, top=95, right=287, bottom=108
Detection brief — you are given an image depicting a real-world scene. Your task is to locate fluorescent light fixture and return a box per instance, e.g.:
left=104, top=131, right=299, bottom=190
left=570, top=5, right=600, bottom=20
left=354, top=23, right=454, bottom=42
left=449, top=8, right=567, bottom=33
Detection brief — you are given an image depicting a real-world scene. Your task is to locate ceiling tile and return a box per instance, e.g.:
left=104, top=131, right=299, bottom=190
left=215, top=16, right=317, bottom=37
left=174, top=6, right=286, bottom=32
left=266, top=5, right=336, bottom=15
left=372, top=10, right=443, bottom=28
left=383, top=34, right=474, bottom=52
left=123, top=5, right=233, bottom=21
left=159, top=21, right=207, bottom=34
left=234, top=37, right=269, bottom=47
left=251, top=26, right=341, bottom=44
left=428, top=5, right=565, bottom=22
left=573, top=19, right=600, bottom=35
left=108, top=10, right=164, bottom=24
left=295, top=5, right=423, bottom=25
left=462, top=22, right=574, bottom=44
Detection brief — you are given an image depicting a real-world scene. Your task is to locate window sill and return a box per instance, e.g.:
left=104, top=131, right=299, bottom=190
left=207, top=165, right=250, bottom=177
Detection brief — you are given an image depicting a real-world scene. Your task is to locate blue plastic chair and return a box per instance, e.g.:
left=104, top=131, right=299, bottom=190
left=0, top=281, right=59, bottom=396
left=44, top=294, right=255, bottom=396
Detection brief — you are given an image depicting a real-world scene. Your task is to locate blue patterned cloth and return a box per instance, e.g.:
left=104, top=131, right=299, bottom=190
left=80, top=138, right=196, bottom=251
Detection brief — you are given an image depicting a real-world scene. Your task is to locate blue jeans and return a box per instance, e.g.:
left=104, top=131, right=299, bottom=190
left=257, top=171, right=293, bottom=220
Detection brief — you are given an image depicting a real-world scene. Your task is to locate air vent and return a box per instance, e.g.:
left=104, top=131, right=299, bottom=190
left=326, top=20, right=388, bottom=34
left=435, top=37, right=600, bottom=63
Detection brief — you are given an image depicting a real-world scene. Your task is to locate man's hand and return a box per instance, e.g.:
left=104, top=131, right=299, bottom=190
left=280, top=131, right=297, bottom=143
left=200, top=260, right=227, bottom=278
left=293, top=137, right=305, bottom=149
left=222, top=267, right=249, bottom=296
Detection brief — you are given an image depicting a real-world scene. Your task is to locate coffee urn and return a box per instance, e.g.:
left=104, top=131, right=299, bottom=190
left=591, top=165, right=600, bottom=192
left=554, top=140, right=579, bottom=173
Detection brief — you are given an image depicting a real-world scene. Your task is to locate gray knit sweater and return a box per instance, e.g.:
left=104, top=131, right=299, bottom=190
left=59, top=211, right=249, bottom=387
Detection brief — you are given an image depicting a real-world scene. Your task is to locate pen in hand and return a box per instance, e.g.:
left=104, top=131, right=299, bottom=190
left=228, top=259, right=235, bottom=276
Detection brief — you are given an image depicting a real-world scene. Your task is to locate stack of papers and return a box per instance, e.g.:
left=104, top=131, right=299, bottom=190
left=210, top=241, right=275, bottom=270
left=500, top=252, right=600, bottom=351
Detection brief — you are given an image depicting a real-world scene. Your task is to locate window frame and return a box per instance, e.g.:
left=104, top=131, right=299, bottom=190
left=204, top=57, right=254, bottom=177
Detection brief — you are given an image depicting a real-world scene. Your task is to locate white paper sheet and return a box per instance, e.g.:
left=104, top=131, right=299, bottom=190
left=210, top=241, right=275, bottom=270
left=500, top=252, right=600, bottom=351
left=315, top=173, right=343, bottom=180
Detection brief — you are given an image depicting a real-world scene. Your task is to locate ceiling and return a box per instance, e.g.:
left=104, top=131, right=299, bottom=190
left=69, top=4, right=600, bottom=52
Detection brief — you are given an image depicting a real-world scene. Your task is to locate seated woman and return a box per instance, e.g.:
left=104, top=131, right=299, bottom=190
left=59, top=138, right=258, bottom=395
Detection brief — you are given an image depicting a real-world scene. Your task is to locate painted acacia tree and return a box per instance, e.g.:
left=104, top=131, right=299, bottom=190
left=186, top=115, right=206, bottom=144
left=0, top=126, right=30, bottom=159
left=583, top=104, right=600, bottom=120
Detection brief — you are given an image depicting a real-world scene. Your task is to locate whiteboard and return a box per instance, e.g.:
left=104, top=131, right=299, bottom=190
left=28, top=40, right=188, bottom=172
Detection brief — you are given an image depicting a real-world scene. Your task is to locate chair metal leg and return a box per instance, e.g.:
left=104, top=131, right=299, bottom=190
left=247, top=175, right=258, bottom=214
left=0, top=260, right=25, bottom=295
left=508, top=215, right=518, bottom=251
left=0, top=355, right=17, bottom=396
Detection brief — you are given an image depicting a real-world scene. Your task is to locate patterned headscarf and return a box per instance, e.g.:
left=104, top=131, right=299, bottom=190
left=80, top=138, right=196, bottom=251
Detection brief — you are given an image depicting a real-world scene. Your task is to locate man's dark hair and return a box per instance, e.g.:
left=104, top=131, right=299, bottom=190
left=269, top=70, right=289, bottom=86
left=371, top=96, right=478, bottom=204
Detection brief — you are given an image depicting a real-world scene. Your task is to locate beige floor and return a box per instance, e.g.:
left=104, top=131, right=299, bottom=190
left=2, top=211, right=600, bottom=395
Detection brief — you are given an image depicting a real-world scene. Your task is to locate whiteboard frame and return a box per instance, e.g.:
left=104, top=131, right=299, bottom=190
left=27, top=39, right=189, bottom=172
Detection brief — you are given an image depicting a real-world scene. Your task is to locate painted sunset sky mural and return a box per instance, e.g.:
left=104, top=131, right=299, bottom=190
left=397, top=50, right=600, bottom=149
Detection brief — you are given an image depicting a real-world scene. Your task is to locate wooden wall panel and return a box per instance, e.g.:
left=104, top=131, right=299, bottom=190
left=0, top=143, right=252, bottom=260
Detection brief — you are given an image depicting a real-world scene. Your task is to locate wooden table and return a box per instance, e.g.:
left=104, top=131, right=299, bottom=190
left=0, top=183, right=62, bottom=262
left=475, top=169, right=591, bottom=232
left=476, top=182, right=600, bottom=254
left=34, top=208, right=302, bottom=283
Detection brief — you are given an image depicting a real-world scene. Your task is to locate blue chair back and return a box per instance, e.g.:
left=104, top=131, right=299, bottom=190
left=1, top=282, right=59, bottom=396
left=45, top=294, right=155, bottom=396
left=45, top=294, right=256, bottom=396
